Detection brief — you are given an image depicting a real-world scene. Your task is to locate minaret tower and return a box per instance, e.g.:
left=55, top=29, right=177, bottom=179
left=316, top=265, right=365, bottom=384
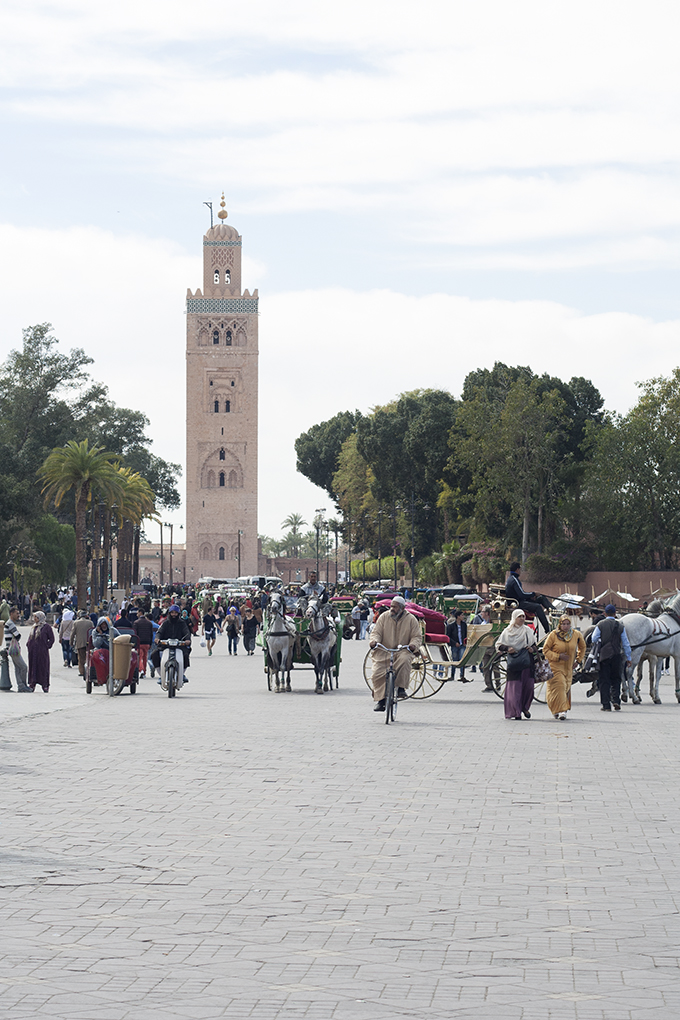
left=185, top=195, right=258, bottom=581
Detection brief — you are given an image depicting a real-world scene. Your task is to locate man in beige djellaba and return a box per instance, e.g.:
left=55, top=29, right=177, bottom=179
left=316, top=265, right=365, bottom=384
left=369, top=596, right=422, bottom=712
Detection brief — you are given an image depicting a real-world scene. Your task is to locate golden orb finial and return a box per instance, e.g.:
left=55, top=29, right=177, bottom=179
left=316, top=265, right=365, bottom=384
left=217, top=192, right=228, bottom=221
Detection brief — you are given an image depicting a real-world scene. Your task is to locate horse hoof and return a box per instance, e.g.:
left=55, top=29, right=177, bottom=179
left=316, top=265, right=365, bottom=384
left=621, top=694, right=628, bottom=703
left=286, top=683, right=292, bottom=692
left=654, top=698, right=662, bottom=704
left=633, top=697, right=642, bottom=705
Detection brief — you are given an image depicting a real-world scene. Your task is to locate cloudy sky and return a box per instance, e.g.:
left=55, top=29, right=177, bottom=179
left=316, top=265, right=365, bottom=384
left=1, top=0, right=679, bottom=540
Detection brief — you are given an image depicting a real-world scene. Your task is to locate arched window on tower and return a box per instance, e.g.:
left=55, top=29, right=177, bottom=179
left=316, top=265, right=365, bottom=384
left=213, top=329, right=220, bottom=345
left=225, top=270, right=231, bottom=284
left=225, top=400, right=231, bottom=413
left=219, top=448, right=225, bottom=460
left=214, top=270, right=219, bottom=284
left=219, top=471, right=225, bottom=487
left=228, top=470, right=238, bottom=488
left=226, top=329, right=232, bottom=346
left=219, top=546, right=225, bottom=561
left=214, top=399, right=219, bottom=413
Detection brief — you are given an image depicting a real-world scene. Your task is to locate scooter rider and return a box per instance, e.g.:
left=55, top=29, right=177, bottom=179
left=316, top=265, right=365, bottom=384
left=151, top=605, right=192, bottom=683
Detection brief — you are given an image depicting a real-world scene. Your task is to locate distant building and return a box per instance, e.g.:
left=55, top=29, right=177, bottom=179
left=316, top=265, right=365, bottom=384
left=185, top=195, right=259, bottom=584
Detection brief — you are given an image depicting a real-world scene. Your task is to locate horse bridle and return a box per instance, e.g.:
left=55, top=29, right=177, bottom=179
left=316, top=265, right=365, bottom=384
left=267, top=597, right=292, bottom=638
left=307, top=602, right=332, bottom=641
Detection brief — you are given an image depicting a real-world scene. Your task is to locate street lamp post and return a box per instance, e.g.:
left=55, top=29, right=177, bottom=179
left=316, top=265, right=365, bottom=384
left=313, top=509, right=326, bottom=578
left=362, top=513, right=366, bottom=583
left=159, top=522, right=164, bottom=590
left=237, top=530, right=243, bottom=576
left=376, top=510, right=383, bottom=586
left=165, top=523, right=174, bottom=592
left=392, top=501, right=400, bottom=591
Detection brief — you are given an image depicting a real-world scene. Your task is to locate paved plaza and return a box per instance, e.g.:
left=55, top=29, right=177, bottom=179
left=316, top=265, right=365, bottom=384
left=2, top=631, right=680, bottom=1020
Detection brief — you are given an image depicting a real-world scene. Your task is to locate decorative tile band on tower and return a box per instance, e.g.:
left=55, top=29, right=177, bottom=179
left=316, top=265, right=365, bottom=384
left=187, top=298, right=259, bottom=314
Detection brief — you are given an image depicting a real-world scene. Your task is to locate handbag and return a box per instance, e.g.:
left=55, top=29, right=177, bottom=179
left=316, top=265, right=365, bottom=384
left=533, top=656, right=553, bottom=682
left=507, top=647, right=531, bottom=672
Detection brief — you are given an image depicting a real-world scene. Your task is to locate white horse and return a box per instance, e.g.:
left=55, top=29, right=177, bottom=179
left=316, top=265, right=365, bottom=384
left=305, top=598, right=338, bottom=694
left=622, top=605, right=680, bottom=705
left=264, top=592, right=295, bottom=692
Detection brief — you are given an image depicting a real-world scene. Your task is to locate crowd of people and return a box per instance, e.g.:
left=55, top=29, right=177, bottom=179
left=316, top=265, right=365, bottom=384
left=0, top=584, right=269, bottom=693
left=0, top=569, right=650, bottom=721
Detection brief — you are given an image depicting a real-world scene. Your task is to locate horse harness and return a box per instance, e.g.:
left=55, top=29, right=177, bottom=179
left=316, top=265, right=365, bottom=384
left=628, top=611, right=680, bottom=652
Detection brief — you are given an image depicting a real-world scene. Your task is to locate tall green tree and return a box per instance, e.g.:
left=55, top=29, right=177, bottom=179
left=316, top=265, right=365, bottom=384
left=38, top=441, right=123, bottom=608
left=295, top=410, right=362, bottom=499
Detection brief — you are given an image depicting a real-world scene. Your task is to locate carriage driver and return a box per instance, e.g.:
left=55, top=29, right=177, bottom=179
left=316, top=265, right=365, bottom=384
left=301, top=571, right=325, bottom=600
left=369, top=596, right=422, bottom=711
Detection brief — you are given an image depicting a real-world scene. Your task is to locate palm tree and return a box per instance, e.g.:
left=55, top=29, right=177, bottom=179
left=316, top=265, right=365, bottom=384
left=112, top=467, right=156, bottom=588
left=281, top=512, right=307, bottom=557
left=38, top=440, right=122, bottom=609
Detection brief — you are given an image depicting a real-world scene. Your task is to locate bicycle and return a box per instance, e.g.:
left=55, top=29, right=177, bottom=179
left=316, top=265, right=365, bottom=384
left=372, top=643, right=412, bottom=724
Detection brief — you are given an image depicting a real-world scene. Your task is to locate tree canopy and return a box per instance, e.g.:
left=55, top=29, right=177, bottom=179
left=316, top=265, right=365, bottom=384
left=0, top=324, right=180, bottom=587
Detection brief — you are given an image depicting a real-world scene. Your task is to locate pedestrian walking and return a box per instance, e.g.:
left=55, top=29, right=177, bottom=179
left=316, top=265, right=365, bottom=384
left=542, top=614, right=586, bottom=720
left=591, top=604, right=632, bottom=712
left=27, top=611, right=55, bottom=693
left=226, top=607, right=241, bottom=654
left=351, top=602, right=361, bottom=639
left=58, top=608, right=75, bottom=667
left=496, top=608, right=536, bottom=720
left=5, top=605, right=31, bottom=691
left=133, top=612, right=153, bottom=677
left=242, top=608, right=259, bottom=655
left=446, top=610, right=468, bottom=681
left=472, top=604, right=497, bottom=691
left=202, top=610, right=217, bottom=656
left=359, top=601, right=370, bottom=640
left=70, top=610, right=92, bottom=678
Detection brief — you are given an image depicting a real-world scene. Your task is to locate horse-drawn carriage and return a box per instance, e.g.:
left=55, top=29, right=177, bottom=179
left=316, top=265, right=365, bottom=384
left=262, top=591, right=342, bottom=694
left=362, top=591, right=552, bottom=703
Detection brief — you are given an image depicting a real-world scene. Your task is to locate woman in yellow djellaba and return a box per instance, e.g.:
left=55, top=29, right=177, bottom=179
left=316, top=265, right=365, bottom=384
left=542, top=614, right=586, bottom=720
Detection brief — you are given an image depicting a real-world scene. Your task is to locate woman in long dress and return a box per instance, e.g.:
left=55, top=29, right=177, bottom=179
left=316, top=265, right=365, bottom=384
left=27, top=611, right=55, bottom=692
left=496, top=608, right=537, bottom=720
left=542, top=614, right=586, bottom=720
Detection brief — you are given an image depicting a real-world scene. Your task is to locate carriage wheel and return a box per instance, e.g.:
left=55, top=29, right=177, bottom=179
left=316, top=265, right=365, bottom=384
left=491, top=654, right=507, bottom=700
left=112, top=674, right=126, bottom=696
left=409, top=664, right=445, bottom=699
left=363, top=649, right=428, bottom=699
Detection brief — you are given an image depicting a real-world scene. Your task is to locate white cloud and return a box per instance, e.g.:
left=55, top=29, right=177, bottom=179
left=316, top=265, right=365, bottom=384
left=1, top=1, right=680, bottom=271
left=0, top=222, right=677, bottom=538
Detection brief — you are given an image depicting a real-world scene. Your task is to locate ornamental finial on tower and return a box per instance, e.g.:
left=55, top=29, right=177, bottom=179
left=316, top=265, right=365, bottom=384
left=217, top=193, right=228, bottom=221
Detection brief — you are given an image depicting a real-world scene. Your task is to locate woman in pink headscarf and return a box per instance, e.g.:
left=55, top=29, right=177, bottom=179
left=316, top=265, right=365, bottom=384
left=27, top=611, right=55, bottom=692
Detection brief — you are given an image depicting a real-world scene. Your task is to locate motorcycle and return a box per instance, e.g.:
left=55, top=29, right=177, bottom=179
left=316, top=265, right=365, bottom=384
left=159, top=638, right=187, bottom=698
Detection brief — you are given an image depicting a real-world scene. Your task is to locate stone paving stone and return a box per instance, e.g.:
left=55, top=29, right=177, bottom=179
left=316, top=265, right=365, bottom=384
left=2, top=638, right=680, bottom=1017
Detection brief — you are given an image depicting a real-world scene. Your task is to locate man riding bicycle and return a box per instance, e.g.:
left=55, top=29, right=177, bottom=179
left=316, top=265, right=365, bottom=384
left=369, top=596, right=421, bottom=711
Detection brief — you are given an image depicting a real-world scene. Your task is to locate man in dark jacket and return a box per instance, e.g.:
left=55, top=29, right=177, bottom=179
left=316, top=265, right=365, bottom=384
left=133, top=612, right=154, bottom=677
left=150, top=606, right=192, bottom=681
left=504, top=562, right=551, bottom=634
left=446, top=610, right=469, bottom=681
left=591, top=604, right=632, bottom=711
